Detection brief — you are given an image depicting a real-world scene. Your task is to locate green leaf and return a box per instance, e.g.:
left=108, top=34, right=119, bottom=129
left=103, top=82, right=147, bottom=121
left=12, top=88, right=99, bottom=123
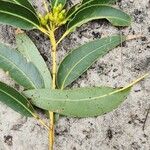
left=82, top=0, right=117, bottom=5
left=67, top=5, right=131, bottom=33
left=0, top=81, right=35, bottom=117
left=67, top=0, right=117, bottom=19
left=0, top=43, right=44, bottom=89
left=4, top=0, right=36, bottom=15
left=16, top=33, right=51, bottom=88
left=51, top=0, right=66, bottom=8
left=23, top=86, right=131, bottom=117
left=0, top=1, right=40, bottom=30
left=67, top=1, right=118, bottom=29
left=57, top=35, right=126, bottom=89
left=70, top=0, right=117, bottom=18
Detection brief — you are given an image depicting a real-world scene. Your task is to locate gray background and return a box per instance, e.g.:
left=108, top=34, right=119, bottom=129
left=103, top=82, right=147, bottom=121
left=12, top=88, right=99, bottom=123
left=0, top=0, right=150, bottom=149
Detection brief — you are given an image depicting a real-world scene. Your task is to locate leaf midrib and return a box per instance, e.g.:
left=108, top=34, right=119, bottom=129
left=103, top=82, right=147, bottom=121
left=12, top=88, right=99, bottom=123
left=29, top=87, right=129, bottom=102
left=0, top=53, right=37, bottom=89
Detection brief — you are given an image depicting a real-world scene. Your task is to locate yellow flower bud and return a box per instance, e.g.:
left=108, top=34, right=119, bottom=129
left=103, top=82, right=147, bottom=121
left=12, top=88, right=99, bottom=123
left=57, top=3, right=63, bottom=11
left=58, top=13, right=65, bottom=21
left=53, top=3, right=63, bottom=14
left=40, top=18, right=47, bottom=26
left=38, top=13, right=43, bottom=20
left=48, top=13, right=54, bottom=21
left=53, top=7, right=59, bottom=14
left=44, top=13, right=49, bottom=21
left=60, top=9, right=66, bottom=15
left=54, top=12, right=58, bottom=20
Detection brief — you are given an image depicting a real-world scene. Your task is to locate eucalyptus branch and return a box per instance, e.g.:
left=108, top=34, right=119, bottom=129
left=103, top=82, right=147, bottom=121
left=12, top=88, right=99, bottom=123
left=0, top=1, right=148, bottom=150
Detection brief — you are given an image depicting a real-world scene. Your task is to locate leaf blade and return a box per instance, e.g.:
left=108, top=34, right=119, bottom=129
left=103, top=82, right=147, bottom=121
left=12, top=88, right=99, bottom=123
left=0, top=43, right=44, bottom=89
left=4, top=0, right=36, bottom=14
left=23, top=86, right=131, bottom=117
left=0, top=81, right=35, bottom=117
left=67, top=0, right=117, bottom=19
left=67, top=5, right=131, bottom=32
left=57, top=35, right=126, bottom=89
left=0, top=1, right=39, bottom=30
left=82, top=0, right=117, bottom=5
left=16, top=33, right=51, bottom=88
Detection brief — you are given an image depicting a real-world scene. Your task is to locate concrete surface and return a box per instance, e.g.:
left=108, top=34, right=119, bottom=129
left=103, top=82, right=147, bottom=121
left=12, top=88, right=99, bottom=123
left=0, top=0, right=150, bottom=149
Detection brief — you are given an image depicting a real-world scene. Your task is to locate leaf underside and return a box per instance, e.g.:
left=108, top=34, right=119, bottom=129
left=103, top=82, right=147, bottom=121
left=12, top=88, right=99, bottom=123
left=0, top=81, right=35, bottom=117
left=16, top=33, right=51, bottom=88
left=0, top=43, right=44, bottom=89
left=24, top=87, right=131, bottom=117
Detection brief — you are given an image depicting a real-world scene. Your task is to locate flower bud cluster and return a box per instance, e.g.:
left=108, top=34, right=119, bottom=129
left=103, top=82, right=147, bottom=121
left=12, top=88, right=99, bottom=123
left=39, top=4, right=67, bottom=27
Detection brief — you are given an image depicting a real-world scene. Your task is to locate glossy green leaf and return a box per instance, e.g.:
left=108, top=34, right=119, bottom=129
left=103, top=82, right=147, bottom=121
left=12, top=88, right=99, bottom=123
left=67, top=0, right=116, bottom=19
left=24, top=86, right=131, bottom=117
left=77, top=0, right=117, bottom=17
left=0, top=81, right=35, bottom=117
left=67, top=5, right=131, bottom=33
left=82, top=0, right=116, bottom=5
left=0, top=43, right=44, bottom=89
left=51, top=0, right=66, bottom=8
left=67, top=0, right=117, bottom=22
left=4, top=0, right=36, bottom=15
left=0, top=1, right=40, bottom=30
left=57, top=35, right=126, bottom=89
left=16, top=33, right=51, bottom=88
left=66, top=5, right=79, bottom=19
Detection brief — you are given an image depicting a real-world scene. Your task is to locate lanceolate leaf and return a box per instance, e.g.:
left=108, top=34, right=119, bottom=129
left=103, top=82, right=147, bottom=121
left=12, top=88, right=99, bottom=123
left=0, top=1, right=40, bottom=30
left=82, top=0, right=117, bottom=5
left=57, top=35, right=126, bottom=89
left=24, top=86, right=131, bottom=117
left=51, top=0, right=66, bottom=8
left=67, top=0, right=117, bottom=19
left=4, top=0, right=36, bottom=15
left=0, top=43, right=44, bottom=89
left=16, top=33, right=51, bottom=88
left=0, top=81, right=35, bottom=117
left=67, top=5, right=131, bottom=33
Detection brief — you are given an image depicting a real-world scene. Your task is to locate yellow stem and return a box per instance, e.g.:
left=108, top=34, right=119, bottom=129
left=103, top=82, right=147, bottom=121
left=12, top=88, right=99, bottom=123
left=56, top=30, right=70, bottom=45
left=48, top=28, right=57, bottom=150
left=32, top=113, right=49, bottom=130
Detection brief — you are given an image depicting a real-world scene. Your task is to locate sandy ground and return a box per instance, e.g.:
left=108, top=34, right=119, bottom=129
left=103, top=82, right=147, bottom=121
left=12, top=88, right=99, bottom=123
left=0, top=0, right=150, bottom=149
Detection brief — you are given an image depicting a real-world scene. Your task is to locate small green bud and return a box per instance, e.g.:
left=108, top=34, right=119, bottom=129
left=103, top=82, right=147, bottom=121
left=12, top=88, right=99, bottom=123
left=40, top=18, right=47, bottom=26
left=58, top=13, right=64, bottom=20
left=38, top=13, right=43, bottom=20
left=54, top=12, right=58, bottom=20
left=60, top=9, right=66, bottom=15
left=53, top=3, right=63, bottom=14
left=53, top=7, right=59, bottom=14
left=48, top=13, right=54, bottom=21
left=57, top=3, right=63, bottom=11
left=44, top=14, right=49, bottom=21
